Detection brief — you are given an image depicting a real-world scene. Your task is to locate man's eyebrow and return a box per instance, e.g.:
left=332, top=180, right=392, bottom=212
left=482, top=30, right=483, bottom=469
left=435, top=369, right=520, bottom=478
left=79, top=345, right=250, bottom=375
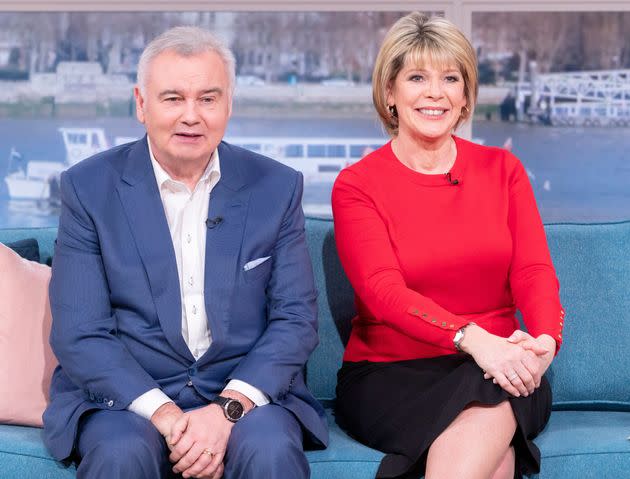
left=158, top=89, right=182, bottom=98
left=158, top=88, right=223, bottom=98
left=199, top=88, right=223, bottom=96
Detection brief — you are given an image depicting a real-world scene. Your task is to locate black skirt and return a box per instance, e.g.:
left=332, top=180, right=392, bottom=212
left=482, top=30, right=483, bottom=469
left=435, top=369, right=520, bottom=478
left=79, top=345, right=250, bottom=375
left=335, top=354, right=552, bottom=479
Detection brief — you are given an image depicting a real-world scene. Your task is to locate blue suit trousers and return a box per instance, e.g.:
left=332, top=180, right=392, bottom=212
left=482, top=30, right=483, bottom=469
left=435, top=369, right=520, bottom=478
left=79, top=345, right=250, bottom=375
left=76, top=386, right=309, bottom=479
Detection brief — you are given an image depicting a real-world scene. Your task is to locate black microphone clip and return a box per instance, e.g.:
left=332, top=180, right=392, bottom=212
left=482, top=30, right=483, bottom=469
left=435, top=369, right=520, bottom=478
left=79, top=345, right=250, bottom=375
left=206, top=217, right=223, bottom=229
left=446, top=172, right=459, bottom=186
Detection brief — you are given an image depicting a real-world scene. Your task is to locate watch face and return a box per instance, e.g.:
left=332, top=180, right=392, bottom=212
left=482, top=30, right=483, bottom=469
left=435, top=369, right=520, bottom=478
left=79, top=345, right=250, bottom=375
left=226, top=400, right=244, bottom=420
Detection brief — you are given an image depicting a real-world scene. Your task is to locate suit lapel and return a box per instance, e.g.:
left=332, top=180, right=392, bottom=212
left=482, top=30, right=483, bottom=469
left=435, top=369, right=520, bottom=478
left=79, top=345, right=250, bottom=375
left=116, top=137, right=194, bottom=362
left=199, top=142, right=250, bottom=363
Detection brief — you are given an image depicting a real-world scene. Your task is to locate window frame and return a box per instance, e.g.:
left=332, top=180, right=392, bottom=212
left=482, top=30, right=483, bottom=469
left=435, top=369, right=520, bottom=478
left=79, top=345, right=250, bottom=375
left=2, top=0, right=630, bottom=141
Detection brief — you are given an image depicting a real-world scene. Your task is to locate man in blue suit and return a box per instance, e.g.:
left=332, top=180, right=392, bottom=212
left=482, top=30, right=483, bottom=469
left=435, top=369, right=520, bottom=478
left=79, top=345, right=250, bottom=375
left=43, top=26, right=328, bottom=479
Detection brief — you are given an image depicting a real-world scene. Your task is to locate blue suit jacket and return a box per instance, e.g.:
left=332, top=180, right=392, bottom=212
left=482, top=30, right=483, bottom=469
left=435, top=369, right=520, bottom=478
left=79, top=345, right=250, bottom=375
left=43, top=137, right=328, bottom=460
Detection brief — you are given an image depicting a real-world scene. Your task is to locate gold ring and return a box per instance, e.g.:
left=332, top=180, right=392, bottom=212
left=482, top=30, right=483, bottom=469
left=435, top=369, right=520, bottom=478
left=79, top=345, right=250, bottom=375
left=202, top=449, right=214, bottom=457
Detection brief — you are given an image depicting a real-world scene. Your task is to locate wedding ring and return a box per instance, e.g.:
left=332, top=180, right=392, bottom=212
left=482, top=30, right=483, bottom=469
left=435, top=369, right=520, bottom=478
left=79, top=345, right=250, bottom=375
left=202, top=449, right=214, bottom=457
left=508, top=373, right=519, bottom=382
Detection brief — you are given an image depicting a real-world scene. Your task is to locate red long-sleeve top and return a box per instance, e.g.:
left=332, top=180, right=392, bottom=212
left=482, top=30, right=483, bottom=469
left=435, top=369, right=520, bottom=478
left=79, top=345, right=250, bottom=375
left=332, top=136, right=565, bottom=362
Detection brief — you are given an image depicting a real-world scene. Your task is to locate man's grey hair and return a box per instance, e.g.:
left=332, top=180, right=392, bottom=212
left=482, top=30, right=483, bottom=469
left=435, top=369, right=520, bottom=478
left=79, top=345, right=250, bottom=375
left=137, top=26, right=236, bottom=96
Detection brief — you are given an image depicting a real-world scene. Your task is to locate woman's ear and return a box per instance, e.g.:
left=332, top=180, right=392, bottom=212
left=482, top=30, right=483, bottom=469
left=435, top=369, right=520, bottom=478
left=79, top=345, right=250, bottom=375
left=386, top=82, right=394, bottom=106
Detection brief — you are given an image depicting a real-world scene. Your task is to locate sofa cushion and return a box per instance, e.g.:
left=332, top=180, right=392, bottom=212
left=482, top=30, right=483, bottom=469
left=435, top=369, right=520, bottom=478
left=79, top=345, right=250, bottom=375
left=0, top=411, right=627, bottom=479
left=0, top=425, right=76, bottom=478
left=545, top=222, right=630, bottom=410
left=3, top=238, right=40, bottom=262
left=304, top=410, right=630, bottom=479
left=305, top=218, right=353, bottom=402
left=306, top=409, right=383, bottom=476
left=532, top=410, right=630, bottom=478
left=0, top=244, right=57, bottom=427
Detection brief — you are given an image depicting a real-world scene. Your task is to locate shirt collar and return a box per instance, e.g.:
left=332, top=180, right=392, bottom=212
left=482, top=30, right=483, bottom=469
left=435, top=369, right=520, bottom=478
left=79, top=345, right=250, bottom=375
left=148, top=138, right=221, bottom=191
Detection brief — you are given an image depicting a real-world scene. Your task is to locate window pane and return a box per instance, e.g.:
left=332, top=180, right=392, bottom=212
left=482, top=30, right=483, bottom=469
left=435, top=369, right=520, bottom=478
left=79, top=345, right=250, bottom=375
left=0, top=10, right=437, bottom=226
left=472, top=11, right=630, bottom=222
left=307, top=145, right=326, bottom=157
left=349, top=145, right=367, bottom=158
left=237, top=144, right=262, bottom=152
left=285, top=144, right=304, bottom=158
left=326, top=145, right=346, bottom=157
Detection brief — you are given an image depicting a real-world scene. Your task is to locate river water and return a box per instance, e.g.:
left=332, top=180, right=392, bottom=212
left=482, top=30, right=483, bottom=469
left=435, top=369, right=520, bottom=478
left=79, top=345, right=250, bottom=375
left=0, top=117, right=628, bottom=228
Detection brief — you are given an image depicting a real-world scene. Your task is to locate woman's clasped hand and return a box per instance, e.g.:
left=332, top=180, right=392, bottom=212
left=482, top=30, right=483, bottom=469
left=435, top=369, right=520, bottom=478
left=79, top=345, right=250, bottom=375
left=459, top=325, right=555, bottom=397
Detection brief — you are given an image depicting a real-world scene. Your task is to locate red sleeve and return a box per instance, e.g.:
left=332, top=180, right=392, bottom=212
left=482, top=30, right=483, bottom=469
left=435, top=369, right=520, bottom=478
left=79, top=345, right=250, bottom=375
left=506, top=154, right=565, bottom=353
left=332, top=168, right=469, bottom=352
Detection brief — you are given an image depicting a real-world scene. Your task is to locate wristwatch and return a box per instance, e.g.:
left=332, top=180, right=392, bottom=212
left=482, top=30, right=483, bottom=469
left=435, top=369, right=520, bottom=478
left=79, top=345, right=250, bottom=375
left=211, top=396, right=245, bottom=423
left=453, top=322, right=476, bottom=352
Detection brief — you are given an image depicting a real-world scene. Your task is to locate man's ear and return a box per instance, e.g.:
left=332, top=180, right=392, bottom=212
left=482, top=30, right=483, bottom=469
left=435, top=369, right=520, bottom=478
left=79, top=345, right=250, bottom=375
left=134, top=86, right=146, bottom=124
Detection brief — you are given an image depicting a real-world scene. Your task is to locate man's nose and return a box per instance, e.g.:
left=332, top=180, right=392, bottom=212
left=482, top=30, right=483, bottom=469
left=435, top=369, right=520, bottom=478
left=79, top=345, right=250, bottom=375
left=181, top=100, right=200, bottom=124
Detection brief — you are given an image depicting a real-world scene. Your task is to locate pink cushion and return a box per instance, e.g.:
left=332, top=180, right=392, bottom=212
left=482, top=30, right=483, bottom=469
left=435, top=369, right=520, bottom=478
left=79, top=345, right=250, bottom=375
left=0, top=243, right=57, bottom=427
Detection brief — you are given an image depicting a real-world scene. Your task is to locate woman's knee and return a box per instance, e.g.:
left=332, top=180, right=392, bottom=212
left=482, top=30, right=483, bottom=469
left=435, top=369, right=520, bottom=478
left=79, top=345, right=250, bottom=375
left=490, top=446, right=515, bottom=479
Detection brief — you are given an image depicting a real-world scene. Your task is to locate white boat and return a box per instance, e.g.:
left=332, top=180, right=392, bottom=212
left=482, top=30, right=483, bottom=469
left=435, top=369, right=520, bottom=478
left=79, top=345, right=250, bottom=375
left=5, top=128, right=114, bottom=201
left=5, top=130, right=388, bottom=201
left=226, top=136, right=386, bottom=182
left=6, top=131, right=489, bottom=205
left=5, top=160, right=66, bottom=200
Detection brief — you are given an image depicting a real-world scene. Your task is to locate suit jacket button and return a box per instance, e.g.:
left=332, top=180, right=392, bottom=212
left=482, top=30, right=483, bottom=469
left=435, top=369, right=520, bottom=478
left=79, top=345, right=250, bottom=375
left=187, top=380, right=193, bottom=386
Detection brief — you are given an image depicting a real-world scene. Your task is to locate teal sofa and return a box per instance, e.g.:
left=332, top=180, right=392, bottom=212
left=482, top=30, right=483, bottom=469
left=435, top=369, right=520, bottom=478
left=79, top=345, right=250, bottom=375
left=0, top=219, right=629, bottom=478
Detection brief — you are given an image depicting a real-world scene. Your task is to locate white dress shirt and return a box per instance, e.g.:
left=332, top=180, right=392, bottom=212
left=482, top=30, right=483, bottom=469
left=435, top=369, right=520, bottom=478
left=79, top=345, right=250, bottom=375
left=128, top=141, right=269, bottom=420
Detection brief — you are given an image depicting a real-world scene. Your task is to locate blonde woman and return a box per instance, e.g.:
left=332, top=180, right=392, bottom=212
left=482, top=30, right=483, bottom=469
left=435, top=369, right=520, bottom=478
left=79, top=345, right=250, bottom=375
left=332, top=12, right=563, bottom=479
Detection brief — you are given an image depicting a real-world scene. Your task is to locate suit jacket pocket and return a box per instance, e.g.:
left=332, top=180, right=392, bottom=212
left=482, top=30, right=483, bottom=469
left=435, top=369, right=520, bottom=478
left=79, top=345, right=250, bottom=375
left=243, top=256, right=273, bottom=283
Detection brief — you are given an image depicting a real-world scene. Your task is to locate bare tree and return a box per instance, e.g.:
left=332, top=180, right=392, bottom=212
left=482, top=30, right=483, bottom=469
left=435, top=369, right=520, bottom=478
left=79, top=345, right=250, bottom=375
left=473, top=11, right=630, bottom=81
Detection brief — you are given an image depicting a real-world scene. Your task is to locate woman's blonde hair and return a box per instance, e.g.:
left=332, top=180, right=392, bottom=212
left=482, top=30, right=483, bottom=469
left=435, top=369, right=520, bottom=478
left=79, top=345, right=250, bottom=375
left=372, top=12, right=478, bottom=136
